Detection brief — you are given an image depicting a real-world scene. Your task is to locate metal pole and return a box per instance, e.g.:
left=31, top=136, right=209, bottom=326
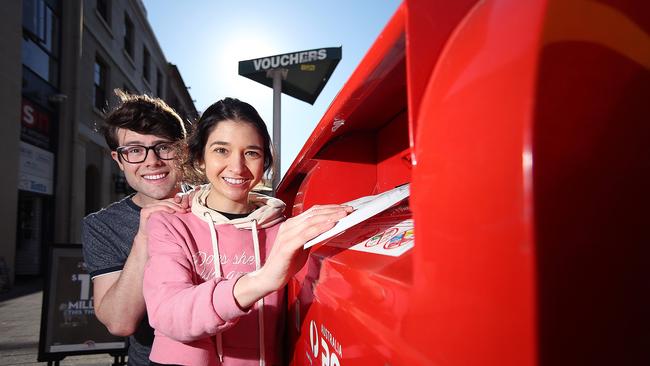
left=271, top=69, right=282, bottom=192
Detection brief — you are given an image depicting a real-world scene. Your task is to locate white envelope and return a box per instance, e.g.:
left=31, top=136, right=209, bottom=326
left=303, top=183, right=410, bottom=249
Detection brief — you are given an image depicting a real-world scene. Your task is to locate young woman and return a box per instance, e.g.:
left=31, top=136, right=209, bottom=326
left=143, top=98, right=351, bottom=366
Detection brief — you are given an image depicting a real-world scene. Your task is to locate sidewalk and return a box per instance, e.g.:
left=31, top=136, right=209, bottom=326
left=0, top=277, right=117, bottom=366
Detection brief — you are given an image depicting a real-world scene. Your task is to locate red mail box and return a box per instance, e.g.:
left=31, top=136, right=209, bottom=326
left=276, top=0, right=650, bottom=365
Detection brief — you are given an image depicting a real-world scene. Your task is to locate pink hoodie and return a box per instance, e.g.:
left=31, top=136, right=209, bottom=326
left=143, top=184, right=287, bottom=366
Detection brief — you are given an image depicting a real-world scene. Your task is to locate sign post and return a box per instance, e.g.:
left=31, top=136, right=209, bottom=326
left=268, top=68, right=285, bottom=190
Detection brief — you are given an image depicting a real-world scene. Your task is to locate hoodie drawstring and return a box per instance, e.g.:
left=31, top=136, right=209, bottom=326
left=205, top=214, right=266, bottom=366
left=205, top=212, right=225, bottom=364
left=251, top=220, right=265, bottom=366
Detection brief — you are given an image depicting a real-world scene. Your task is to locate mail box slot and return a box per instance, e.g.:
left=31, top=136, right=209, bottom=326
left=276, top=0, right=650, bottom=365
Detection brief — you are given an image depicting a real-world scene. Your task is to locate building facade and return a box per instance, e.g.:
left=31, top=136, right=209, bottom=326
left=167, top=63, right=200, bottom=123
left=0, top=0, right=196, bottom=287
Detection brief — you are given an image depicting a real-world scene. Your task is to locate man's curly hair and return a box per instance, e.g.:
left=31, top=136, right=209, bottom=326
left=100, top=89, right=189, bottom=151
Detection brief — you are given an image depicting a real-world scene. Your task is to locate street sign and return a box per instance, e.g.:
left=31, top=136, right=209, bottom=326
left=238, top=47, right=342, bottom=105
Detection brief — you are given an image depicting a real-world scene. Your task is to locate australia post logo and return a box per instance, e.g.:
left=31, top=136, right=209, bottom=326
left=252, top=49, right=328, bottom=71
left=308, top=319, right=342, bottom=366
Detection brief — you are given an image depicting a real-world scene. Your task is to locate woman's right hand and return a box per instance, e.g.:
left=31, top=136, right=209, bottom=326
left=233, top=204, right=352, bottom=309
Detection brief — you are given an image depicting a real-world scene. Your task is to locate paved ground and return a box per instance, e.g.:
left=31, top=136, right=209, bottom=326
left=0, top=277, right=118, bottom=366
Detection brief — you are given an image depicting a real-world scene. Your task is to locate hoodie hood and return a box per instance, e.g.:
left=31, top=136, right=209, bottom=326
left=191, top=183, right=286, bottom=229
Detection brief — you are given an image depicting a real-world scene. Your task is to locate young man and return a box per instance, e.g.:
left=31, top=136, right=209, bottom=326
left=82, top=92, right=190, bottom=365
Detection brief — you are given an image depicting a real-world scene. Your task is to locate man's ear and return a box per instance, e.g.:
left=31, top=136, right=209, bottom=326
left=111, top=151, right=125, bottom=171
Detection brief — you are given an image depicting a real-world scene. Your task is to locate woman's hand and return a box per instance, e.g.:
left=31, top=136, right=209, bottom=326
left=261, top=204, right=353, bottom=290
left=233, top=204, right=352, bottom=309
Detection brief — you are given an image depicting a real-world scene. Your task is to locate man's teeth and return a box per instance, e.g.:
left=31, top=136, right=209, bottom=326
left=223, top=177, right=247, bottom=184
left=143, top=173, right=167, bottom=180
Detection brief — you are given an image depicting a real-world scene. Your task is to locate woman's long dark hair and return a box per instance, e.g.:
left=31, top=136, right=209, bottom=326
left=180, top=97, right=274, bottom=185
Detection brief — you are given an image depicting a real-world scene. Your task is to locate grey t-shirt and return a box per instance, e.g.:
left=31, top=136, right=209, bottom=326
left=82, top=195, right=153, bottom=366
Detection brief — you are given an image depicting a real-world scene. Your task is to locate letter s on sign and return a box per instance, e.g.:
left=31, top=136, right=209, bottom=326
left=23, top=104, right=35, bottom=125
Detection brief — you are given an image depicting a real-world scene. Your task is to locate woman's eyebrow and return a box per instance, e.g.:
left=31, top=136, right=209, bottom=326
left=208, top=141, right=230, bottom=147
left=208, top=141, right=262, bottom=150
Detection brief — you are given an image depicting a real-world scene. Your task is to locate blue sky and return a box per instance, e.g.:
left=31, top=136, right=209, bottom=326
left=142, top=0, right=401, bottom=178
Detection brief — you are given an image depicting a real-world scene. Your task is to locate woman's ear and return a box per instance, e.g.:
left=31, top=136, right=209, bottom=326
left=194, top=160, right=205, bottom=174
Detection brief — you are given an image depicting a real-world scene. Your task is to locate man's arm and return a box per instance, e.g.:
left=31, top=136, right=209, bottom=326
left=92, top=231, right=148, bottom=336
left=90, top=200, right=189, bottom=336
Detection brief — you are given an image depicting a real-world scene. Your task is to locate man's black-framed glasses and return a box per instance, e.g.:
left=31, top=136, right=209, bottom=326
left=115, top=142, right=175, bottom=163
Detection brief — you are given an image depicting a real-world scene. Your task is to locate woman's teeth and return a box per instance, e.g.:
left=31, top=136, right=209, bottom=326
left=223, top=177, right=247, bottom=184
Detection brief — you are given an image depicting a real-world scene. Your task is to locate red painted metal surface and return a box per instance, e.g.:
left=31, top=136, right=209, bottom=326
left=276, top=0, right=650, bottom=365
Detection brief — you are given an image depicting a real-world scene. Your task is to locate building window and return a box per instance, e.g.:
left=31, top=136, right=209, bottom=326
left=156, top=69, right=163, bottom=97
left=94, top=58, right=107, bottom=110
left=143, top=47, right=150, bottom=82
left=96, top=0, right=110, bottom=24
left=23, top=0, right=59, bottom=53
left=22, top=0, right=60, bottom=86
left=123, top=13, right=134, bottom=58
